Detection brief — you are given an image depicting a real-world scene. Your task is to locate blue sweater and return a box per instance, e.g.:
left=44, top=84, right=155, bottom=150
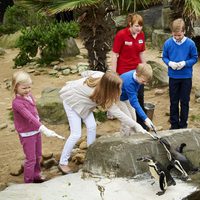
left=162, top=37, right=198, bottom=79
left=120, top=71, right=147, bottom=121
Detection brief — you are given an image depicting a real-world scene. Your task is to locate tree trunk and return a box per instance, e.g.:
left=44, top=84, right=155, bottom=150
left=78, top=1, right=115, bottom=72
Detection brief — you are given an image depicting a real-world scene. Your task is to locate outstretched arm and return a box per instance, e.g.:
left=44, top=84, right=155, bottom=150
left=108, top=104, right=147, bottom=134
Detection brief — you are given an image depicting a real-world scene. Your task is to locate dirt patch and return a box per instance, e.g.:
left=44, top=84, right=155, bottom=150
left=0, top=41, right=199, bottom=189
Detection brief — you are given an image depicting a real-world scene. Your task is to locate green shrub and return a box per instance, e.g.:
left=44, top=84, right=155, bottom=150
left=94, top=110, right=107, bottom=122
left=0, top=5, right=52, bottom=35
left=190, top=114, right=200, bottom=122
left=0, top=5, right=28, bottom=35
left=14, top=21, right=80, bottom=67
left=9, top=111, right=14, bottom=122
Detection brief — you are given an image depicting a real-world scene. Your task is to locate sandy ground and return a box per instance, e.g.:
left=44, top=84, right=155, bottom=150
left=0, top=40, right=200, bottom=190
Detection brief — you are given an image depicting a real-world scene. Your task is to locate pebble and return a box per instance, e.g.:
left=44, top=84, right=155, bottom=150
left=0, top=123, right=8, bottom=130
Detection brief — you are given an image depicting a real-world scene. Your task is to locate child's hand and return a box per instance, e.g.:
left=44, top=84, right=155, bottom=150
left=53, top=132, right=65, bottom=140
left=135, top=124, right=148, bottom=134
left=39, top=125, right=65, bottom=139
left=168, top=61, right=178, bottom=70
left=144, top=118, right=155, bottom=130
left=177, top=61, right=186, bottom=70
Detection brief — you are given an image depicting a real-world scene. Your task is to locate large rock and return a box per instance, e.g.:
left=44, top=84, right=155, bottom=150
left=113, top=5, right=162, bottom=30
left=83, top=128, right=200, bottom=177
left=161, top=7, right=172, bottom=31
left=0, top=171, right=196, bottom=200
left=61, top=37, right=80, bottom=58
left=152, top=29, right=171, bottom=50
left=37, top=88, right=67, bottom=124
left=147, top=60, right=169, bottom=87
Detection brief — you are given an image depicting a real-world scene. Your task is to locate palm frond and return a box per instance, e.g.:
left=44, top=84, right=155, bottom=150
left=15, top=0, right=51, bottom=13
left=47, top=0, right=102, bottom=14
left=184, top=0, right=200, bottom=19
left=16, top=0, right=102, bottom=15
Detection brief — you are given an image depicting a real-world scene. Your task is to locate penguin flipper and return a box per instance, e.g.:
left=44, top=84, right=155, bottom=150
left=159, top=171, right=167, bottom=191
left=176, top=143, right=186, bottom=153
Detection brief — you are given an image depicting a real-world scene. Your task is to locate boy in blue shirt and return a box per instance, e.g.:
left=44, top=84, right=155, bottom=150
left=120, top=63, right=155, bottom=134
left=162, top=18, right=198, bottom=129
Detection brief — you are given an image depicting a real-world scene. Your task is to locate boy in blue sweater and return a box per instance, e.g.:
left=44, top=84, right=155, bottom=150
left=162, top=18, right=198, bottom=129
left=120, top=63, right=155, bottom=133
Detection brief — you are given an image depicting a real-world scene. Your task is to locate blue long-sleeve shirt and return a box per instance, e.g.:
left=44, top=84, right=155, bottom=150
left=162, top=37, right=198, bottom=79
left=120, top=71, right=147, bottom=121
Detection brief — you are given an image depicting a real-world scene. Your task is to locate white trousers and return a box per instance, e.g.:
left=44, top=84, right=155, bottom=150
left=118, top=100, right=136, bottom=136
left=59, top=102, right=96, bottom=165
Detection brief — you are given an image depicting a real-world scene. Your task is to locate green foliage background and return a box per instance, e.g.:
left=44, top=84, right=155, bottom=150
left=14, top=21, right=80, bottom=67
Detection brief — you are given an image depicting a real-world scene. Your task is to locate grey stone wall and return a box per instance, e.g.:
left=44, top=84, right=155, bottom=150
left=83, top=128, right=200, bottom=177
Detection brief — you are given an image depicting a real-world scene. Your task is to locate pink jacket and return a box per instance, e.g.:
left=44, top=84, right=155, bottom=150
left=12, top=94, right=42, bottom=134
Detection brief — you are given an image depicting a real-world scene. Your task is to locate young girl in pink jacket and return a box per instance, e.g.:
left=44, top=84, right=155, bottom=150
left=12, top=70, right=64, bottom=183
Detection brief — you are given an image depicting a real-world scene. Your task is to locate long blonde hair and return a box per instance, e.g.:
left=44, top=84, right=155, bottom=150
left=85, top=71, right=122, bottom=109
left=12, top=70, right=32, bottom=95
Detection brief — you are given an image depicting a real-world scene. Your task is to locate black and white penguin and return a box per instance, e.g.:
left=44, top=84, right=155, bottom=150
left=137, top=156, right=176, bottom=195
left=159, top=138, right=198, bottom=181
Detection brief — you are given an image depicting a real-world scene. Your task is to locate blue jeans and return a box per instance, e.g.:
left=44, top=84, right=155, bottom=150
left=169, top=78, right=192, bottom=129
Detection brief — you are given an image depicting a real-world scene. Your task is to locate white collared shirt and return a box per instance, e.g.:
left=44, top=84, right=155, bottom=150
left=173, top=36, right=187, bottom=45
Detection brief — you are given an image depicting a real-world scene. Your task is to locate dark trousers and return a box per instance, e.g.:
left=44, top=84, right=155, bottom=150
left=169, top=78, right=192, bottom=129
left=136, top=85, right=148, bottom=129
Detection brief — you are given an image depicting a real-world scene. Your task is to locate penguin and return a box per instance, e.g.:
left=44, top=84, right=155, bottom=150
left=137, top=156, right=176, bottom=195
left=159, top=138, right=198, bottom=181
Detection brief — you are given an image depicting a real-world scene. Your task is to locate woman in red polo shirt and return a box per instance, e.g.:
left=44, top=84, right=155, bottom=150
left=111, top=13, right=147, bottom=129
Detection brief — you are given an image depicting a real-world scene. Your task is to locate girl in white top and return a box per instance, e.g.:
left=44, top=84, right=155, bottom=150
left=58, top=70, right=148, bottom=174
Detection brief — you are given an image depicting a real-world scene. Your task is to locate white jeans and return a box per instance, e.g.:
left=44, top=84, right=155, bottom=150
left=59, top=102, right=96, bottom=165
left=118, top=100, right=136, bottom=136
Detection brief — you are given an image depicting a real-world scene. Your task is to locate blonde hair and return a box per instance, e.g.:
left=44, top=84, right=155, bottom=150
left=171, top=18, right=185, bottom=33
left=136, top=63, right=153, bottom=82
left=85, top=71, right=122, bottom=109
left=127, top=13, right=143, bottom=26
left=12, top=70, right=32, bottom=95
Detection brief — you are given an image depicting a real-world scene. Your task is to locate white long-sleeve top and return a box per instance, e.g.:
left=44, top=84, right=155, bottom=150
left=59, top=71, right=143, bottom=131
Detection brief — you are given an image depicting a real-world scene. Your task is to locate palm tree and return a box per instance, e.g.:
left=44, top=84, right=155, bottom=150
left=16, top=0, right=161, bottom=71
left=111, top=0, right=162, bottom=14
left=16, top=0, right=115, bottom=72
left=169, top=0, right=200, bottom=37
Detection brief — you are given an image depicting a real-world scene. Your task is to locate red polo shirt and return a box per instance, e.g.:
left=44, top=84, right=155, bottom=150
left=112, top=27, right=145, bottom=75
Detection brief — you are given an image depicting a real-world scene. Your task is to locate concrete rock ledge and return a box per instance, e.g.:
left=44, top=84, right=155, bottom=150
left=83, top=128, right=200, bottom=177
left=0, top=172, right=197, bottom=200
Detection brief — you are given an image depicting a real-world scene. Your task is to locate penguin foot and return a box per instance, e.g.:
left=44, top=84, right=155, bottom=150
left=156, top=190, right=165, bottom=196
left=181, top=175, right=191, bottom=181
left=151, top=181, right=155, bottom=185
left=167, top=179, right=176, bottom=186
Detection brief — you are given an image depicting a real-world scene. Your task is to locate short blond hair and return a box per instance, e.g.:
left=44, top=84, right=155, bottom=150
left=136, top=63, right=153, bottom=82
left=12, top=70, right=32, bottom=95
left=171, top=18, right=185, bottom=33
